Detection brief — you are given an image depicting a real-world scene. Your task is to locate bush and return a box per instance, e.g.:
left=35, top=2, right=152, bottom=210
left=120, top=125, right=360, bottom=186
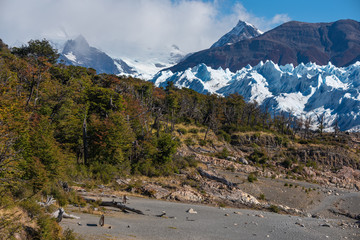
left=173, top=155, right=198, bottom=170
left=306, top=160, right=317, bottom=169
left=249, top=148, right=267, bottom=164
left=215, top=147, right=229, bottom=159
left=269, top=205, right=280, bottom=213
left=198, top=139, right=207, bottom=146
left=247, top=173, right=258, bottom=183
left=259, top=193, right=265, bottom=200
left=217, top=130, right=231, bottom=142
left=281, top=159, right=292, bottom=169
left=90, top=162, right=118, bottom=184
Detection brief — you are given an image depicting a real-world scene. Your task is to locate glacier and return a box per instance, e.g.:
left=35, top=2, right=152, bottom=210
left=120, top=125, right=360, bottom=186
left=151, top=61, right=360, bottom=131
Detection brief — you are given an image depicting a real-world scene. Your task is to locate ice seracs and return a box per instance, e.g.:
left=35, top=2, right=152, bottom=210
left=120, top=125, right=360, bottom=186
left=151, top=60, right=360, bottom=131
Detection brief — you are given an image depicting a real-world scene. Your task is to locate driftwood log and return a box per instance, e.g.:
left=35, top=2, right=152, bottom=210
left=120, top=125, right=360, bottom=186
left=329, top=209, right=360, bottom=220
left=52, top=208, right=80, bottom=220
left=197, top=168, right=235, bottom=188
left=84, top=198, right=144, bottom=215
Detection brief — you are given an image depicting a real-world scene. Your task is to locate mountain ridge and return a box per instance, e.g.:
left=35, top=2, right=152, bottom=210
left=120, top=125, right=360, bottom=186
left=169, top=19, right=360, bottom=73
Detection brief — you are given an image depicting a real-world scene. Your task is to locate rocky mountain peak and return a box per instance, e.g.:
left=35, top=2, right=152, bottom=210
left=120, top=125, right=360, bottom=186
left=211, top=20, right=262, bottom=48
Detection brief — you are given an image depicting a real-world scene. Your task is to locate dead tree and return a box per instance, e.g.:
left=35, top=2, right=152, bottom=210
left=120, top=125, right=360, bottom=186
left=84, top=198, right=144, bottom=215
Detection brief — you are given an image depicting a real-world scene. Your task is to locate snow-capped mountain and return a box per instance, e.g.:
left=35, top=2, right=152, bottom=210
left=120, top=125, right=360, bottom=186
left=152, top=60, right=360, bottom=131
left=211, top=20, right=262, bottom=48
left=58, top=35, right=186, bottom=79
left=59, top=35, right=135, bottom=75
left=170, top=19, right=360, bottom=73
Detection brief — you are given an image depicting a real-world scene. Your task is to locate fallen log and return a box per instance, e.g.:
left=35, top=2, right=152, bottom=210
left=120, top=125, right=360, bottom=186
left=52, top=208, right=80, bottom=220
left=84, top=198, right=144, bottom=215
left=329, top=209, right=360, bottom=220
left=197, top=168, right=235, bottom=188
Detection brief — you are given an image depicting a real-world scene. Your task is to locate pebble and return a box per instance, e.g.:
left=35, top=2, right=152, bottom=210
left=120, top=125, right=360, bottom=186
left=266, top=235, right=270, bottom=238
left=225, top=213, right=229, bottom=216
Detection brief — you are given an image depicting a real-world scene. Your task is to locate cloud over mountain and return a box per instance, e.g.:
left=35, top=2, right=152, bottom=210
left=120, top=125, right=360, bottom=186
left=0, top=0, right=291, bottom=58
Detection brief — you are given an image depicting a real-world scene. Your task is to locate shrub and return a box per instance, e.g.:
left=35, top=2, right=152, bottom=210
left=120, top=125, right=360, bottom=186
left=247, top=173, right=258, bottom=183
left=259, top=193, right=265, bottom=200
left=306, top=160, right=317, bottom=169
left=281, top=159, right=292, bottom=169
left=217, top=130, right=231, bottom=142
left=269, top=205, right=279, bottom=213
left=216, top=147, right=229, bottom=159
left=198, top=139, right=207, bottom=146
left=90, top=162, right=118, bottom=184
left=226, top=165, right=235, bottom=172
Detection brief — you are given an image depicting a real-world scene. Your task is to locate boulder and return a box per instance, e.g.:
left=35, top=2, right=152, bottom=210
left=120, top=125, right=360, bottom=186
left=186, top=208, right=198, bottom=214
left=168, top=186, right=203, bottom=202
left=142, top=184, right=170, bottom=199
left=226, top=156, right=237, bottom=161
left=238, top=157, right=248, bottom=165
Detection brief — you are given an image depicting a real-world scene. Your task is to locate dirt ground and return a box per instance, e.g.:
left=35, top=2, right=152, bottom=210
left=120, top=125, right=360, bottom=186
left=60, top=194, right=360, bottom=240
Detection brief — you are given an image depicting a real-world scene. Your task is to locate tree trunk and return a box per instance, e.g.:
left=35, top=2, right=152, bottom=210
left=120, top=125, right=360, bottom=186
left=83, top=114, right=88, bottom=165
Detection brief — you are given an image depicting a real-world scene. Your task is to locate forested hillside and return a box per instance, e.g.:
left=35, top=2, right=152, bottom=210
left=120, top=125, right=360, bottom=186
left=0, top=39, right=358, bottom=239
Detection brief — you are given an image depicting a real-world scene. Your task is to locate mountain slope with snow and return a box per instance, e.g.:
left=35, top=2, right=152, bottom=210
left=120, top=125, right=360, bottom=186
left=152, top=61, right=360, bottom=131
left=58, top=36, right=185, bottom=79
left=211, top=20, right=262, bottom=48
left=60, top=35, right=133, bottom=75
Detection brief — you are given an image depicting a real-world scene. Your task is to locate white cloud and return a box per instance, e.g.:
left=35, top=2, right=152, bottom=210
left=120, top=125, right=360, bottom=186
left=0, top=0, right=291, bottom=58
left=231, top=3, right=291, bottom=31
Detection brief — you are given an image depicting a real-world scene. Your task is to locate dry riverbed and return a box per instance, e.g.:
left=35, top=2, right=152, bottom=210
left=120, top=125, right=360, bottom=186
left=60, top=194, right=360, bottom=240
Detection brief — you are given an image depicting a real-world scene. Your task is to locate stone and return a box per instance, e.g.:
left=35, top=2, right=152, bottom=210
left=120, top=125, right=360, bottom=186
left=239, top=157, right=249, bottom=165
left=168, top=186, right=203, bottom=202
left=142, top=184, right=170, bottom=199
left=187, top=208, right=198, bottom=214
left=226, top=156, right=237, bottom=161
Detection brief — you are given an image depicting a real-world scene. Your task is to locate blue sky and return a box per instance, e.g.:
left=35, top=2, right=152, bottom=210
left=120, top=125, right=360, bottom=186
left=202, top=0, right=360, bottom=22
left=1, top=0, right=359, bottom=58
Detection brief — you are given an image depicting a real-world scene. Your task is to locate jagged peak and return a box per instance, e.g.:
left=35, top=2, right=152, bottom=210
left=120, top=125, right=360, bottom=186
left=211, top=20, right=262, bottom=48
left=73, top=34, right=89, bottom=47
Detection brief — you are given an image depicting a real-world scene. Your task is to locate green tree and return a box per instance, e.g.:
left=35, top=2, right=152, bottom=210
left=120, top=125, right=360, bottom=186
left=11, top=39, right=59, bottom=64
